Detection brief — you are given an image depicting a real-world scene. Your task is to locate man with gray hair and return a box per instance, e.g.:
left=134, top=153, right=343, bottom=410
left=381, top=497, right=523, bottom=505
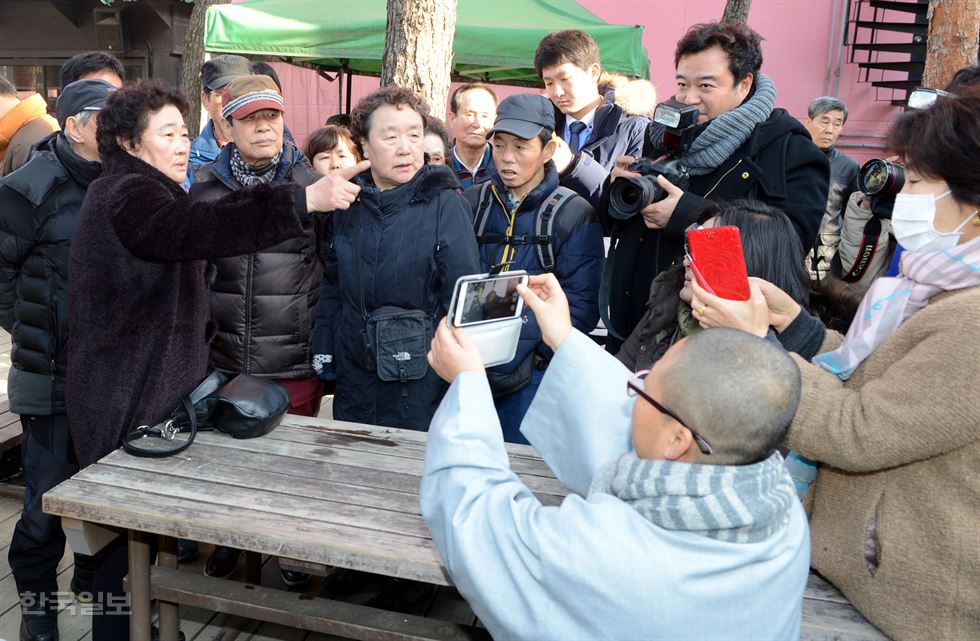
left=422, top=273, right=809, bottom=640
left=804, top=96, right=860, bottom=282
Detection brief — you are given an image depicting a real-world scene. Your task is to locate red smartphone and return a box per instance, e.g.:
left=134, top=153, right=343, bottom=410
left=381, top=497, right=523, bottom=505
left=685, top=226, right=751, bottom=301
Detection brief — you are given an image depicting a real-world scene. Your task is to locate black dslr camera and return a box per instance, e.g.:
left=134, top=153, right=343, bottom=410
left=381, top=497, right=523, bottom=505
left=857, top=158, right=905, bottom=219
left=608, top=99, right=699, bottom=221
left=608, top=158, right=690, bottom=221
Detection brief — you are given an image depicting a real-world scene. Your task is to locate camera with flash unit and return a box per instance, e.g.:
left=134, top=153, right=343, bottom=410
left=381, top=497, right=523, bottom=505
left=608, top=99, right=699, bottom=220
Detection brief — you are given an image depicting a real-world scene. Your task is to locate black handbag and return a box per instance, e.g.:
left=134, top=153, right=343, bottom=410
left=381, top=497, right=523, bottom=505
left=351, top=223, right=433, bottom=383
left=123, top=372, right=291, bottom=458
left=367, top=306, right=432, bottom=383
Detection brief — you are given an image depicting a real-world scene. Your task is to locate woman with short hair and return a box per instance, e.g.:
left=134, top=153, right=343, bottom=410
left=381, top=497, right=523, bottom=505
left=67, top=78, right=354, bottom=640
left=305, top=123, right=360, bottom=175
left=312, top=86, right=480, bottom=429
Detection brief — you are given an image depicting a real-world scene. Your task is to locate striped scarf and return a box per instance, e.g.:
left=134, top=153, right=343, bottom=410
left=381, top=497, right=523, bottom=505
left=647, top=73, right=777, bottom=177
left=589, top=450, right=795, bottom=544
left=813, top=237, right=980, bottom=380
left=230, top=147, right=281, bottom=188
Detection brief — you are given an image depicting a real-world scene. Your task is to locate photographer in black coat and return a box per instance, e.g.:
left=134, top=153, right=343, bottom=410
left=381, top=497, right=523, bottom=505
left=603, top=22, right=829, bottom=349
left=0, top=79, right=115, bottom=641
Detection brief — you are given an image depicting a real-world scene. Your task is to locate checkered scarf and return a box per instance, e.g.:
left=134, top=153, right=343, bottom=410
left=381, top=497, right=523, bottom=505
left=230, top=147, right=281, bottom=188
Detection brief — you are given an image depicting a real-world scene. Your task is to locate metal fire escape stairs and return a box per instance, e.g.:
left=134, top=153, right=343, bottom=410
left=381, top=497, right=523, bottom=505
left=848, top=0, right=929, bottom=106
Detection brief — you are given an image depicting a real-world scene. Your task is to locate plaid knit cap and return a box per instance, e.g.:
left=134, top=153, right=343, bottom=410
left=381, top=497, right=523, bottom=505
left=221, top=75, right=285, bottom=120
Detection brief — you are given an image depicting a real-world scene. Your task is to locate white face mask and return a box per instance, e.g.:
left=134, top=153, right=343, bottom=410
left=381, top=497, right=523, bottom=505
left=892, top=190, right=972, bottom=252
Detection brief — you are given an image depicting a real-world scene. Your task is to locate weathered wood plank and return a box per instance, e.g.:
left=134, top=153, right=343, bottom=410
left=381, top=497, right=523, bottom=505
left=247, top=620, right=310, bottom=641
left=44, top=481, right=452, bottom=586
left=147, top=566, right=491, bottom=641
left=263, top=424, right=555, bottom=478
left=801, top=596, right=889, bottom=640
left=98, top=448, right=562, bottom=513
left=279, top=416, right=542, bottom=460
left=73, top=466, right=432, bottom=540
left=0, top=555, right=86, bottom=640
left=186, top=432, right=568, bottom=497
left=0, top=410, right=21, bottom=429
left=805, top=571, right=850, bottom=605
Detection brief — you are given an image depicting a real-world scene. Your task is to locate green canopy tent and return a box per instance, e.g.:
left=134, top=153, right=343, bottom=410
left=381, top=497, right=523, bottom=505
left=204, top=0, right=649, bottom=109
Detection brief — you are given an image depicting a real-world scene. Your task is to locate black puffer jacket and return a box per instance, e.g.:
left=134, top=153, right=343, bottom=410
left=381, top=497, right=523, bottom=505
left=0, top=133, right=101, bottom=415
left=313, top=164, right=480, bottom=430
left=605, top=108, right=829, bottom=342
left=190, top=142, right=323, bottom=379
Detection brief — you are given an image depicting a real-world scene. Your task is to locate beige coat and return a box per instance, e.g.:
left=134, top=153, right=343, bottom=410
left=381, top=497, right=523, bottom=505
left=786, top=286, right=980, bottom=641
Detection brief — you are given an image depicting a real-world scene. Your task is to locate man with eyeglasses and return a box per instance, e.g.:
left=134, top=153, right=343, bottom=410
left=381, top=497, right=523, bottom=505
left=422, top=273, right=809, bottom=641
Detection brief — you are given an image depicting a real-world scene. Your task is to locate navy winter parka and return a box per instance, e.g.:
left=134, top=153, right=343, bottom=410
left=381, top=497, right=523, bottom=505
left=313, top=164, right=480, bottom=430
left=462, top=162, right=603, bottom=375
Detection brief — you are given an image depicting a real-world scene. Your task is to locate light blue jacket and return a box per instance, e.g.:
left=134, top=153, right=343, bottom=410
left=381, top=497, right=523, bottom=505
left=420, top=330, right=810, bottom=641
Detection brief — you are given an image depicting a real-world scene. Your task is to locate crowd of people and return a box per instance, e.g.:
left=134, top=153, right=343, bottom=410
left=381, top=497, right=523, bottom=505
left=0, top=18, right=975, bottom=641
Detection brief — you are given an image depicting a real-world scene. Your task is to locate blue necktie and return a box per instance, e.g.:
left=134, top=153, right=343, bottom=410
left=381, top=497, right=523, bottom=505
left=567, top=121, right=587, bottom=154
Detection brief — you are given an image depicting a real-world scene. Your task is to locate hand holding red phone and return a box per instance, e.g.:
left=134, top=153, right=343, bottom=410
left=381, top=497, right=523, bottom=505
left=685, top=226, right=751, bottom=300
left=689, top=278, right=770, bottom=338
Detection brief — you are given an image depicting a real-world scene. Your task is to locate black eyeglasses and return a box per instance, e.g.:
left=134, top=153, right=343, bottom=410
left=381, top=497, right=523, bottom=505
left=627, top=370, right=713, bottom=455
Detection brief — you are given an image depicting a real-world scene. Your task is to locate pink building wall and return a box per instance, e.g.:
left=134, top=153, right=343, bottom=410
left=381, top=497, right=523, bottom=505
left=265, top=0, right=905, bottom=164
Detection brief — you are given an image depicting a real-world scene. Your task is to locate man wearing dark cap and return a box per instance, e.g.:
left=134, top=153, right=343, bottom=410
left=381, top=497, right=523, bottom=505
left=190, top=75, right=330, bottom=586
left=463, top=93, right=603, bottom=442
left=188, top=54, right=253, bottom=183
left=0, top=78, right=115, bottom=641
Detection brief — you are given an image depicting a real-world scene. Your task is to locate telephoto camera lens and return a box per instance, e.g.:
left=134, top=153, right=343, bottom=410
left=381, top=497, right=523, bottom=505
left=858, top=158, right=905, bottom=197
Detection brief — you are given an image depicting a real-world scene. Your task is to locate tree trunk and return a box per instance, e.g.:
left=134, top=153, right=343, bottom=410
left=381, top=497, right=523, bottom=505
left=721, top=0, right=753, bottom=23
left=179, top=0, right=232, bottom=136
left=922, top=0, right=980, bottom=89
left=381, top=0, right=457, bottom=118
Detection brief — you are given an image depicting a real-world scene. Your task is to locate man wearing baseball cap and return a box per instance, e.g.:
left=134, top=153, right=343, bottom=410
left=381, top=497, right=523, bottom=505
left=188, top=54, right=252, bottom=182
left=0, top=77, right=116, bottom=641
left=462, top=93, right=603, bottom=442
left=190, top=75, right=345, bottom=587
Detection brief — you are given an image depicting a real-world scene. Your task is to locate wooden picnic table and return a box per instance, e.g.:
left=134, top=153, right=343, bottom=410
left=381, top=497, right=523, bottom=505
left=41, top=414, right=888, bottom=641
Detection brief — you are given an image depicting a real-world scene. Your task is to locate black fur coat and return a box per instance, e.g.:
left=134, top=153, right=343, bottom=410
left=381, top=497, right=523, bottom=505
left=67, top=150, right=308, bottom=467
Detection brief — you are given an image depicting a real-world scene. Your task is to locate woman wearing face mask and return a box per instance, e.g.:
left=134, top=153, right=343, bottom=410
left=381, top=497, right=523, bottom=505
left=687, top=95, right=980, bottom=641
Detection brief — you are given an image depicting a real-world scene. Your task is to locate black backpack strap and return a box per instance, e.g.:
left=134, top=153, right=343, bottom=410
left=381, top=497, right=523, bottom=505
left=473, top=181, right=495, bottom=241
left=534, top=186, right=576, bottom=273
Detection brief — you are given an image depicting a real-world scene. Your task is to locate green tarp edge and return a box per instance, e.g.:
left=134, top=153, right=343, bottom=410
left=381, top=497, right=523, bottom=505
left=203, top=0, right=649, bottom=85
